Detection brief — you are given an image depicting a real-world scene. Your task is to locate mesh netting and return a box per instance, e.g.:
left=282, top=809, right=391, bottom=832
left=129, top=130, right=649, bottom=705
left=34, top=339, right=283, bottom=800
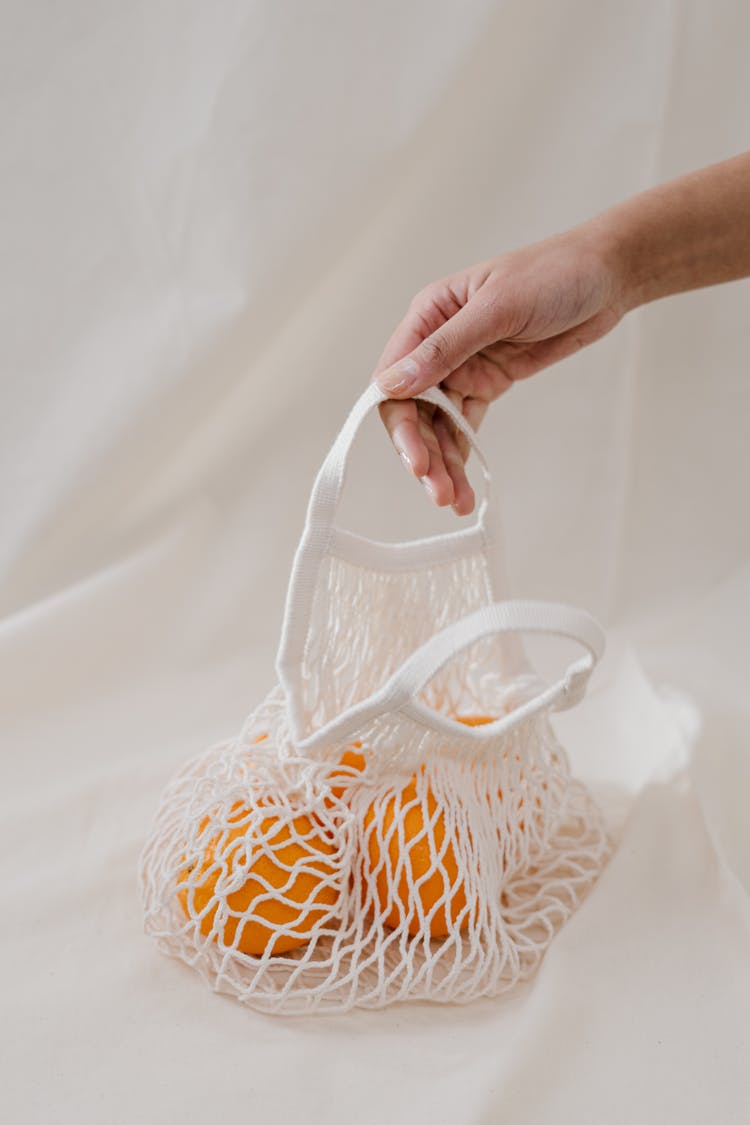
left=300, top=551, right=521, bottom=733
left=138, top=386, right=610, bottom=1014
left=139, top=678, right=609, bottom=1014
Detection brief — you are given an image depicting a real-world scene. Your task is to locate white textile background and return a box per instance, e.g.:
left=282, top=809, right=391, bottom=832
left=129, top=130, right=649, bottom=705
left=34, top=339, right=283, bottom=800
left=1, top=2, right=749, bottom=1122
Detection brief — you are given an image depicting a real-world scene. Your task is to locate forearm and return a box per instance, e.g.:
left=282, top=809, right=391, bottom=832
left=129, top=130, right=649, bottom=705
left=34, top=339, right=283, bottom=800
left=585, top=151, right=750, bottom=310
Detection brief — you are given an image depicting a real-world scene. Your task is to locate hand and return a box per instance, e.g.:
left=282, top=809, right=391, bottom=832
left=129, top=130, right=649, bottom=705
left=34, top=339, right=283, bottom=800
left=373, top=225, right=626, bottom=515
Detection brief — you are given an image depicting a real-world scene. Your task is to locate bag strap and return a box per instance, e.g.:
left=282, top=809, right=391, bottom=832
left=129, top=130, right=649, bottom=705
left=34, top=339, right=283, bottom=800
left=276, top=383, right=505, bottom=739
left=303, top=381, right=492, bottom=533
left=288, top=599, right=605, bottom=750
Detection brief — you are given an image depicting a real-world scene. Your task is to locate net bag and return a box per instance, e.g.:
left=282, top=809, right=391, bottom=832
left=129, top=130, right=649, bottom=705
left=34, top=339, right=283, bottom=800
left=139, top=385, right=610, bottom=1014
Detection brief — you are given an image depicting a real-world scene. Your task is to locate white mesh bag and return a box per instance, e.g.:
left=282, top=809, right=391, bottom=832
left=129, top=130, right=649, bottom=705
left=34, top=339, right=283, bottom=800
left=139, top=384, right=610, bottom=1015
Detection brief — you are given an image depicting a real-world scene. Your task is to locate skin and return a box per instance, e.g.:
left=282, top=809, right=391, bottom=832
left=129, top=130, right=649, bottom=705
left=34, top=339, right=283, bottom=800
left=374, top=151, right=750, bottom=515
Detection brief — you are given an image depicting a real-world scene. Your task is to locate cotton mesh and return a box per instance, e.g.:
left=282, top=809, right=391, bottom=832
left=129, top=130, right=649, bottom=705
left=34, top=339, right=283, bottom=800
left=139, top=384, right=610, bottom=1014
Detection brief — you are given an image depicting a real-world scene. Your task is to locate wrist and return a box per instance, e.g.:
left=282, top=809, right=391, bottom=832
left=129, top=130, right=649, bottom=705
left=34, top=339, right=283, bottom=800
left=576, top=209, right=647, bottom=315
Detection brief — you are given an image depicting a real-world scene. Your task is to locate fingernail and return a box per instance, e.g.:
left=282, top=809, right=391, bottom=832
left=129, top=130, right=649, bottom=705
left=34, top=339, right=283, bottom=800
left=392, top=422, right=414, bottom=471
left=378, top=357, right=419, bottom=395
left=420, top=476, right=436, bottom=501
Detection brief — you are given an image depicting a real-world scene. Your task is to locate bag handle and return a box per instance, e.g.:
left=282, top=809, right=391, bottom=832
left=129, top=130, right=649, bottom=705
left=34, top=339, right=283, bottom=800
left=276, top=382, right=506, bottom=739
left=304, top=381, right=493, bottom=535
left=288, top=599, right=605, bottom=750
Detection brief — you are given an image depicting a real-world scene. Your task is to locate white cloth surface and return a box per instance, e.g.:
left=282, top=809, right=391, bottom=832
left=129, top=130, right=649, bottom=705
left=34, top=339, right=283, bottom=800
left=2, top=2, right=749, bottom=1121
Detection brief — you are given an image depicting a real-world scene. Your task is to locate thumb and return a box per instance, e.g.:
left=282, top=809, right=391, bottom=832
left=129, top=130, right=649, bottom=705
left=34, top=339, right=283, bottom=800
left=376, top=297, right=499, bottom=397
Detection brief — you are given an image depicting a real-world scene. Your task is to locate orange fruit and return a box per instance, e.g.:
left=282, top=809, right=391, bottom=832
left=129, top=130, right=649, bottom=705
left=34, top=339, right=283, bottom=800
left=455, top=714, right=496, bottom=727
left=178, top=800, right=339, bottom=956
left=455, top=713, right=547, bottom=831
left=326, top=742, right=366, bottom=804
left=456, top=712, right=509, bottom=800
left=363, top=776, right=470, bottom=937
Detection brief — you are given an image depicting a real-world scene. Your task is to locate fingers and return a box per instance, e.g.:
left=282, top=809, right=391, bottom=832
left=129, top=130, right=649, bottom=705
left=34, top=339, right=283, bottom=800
left=433, top=412, right=475, bottom=515
left=379, top=400, right=455, bottom=507
left=461, top=394, right=488, bottom=436
left=371, top=312, right=429, bottom=380
left=375, top=296, right=504, bottom=399
left=375, top=281, right=498, bottom=515
left=416, top=407, right=455, bottom=507
left=379, top=399, right=430, bottom=478
left=380, top=390, right=488, bottom=515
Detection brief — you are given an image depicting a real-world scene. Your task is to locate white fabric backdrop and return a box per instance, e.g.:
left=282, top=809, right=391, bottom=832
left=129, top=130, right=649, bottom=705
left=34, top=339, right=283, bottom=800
left=2, top=2, right=749, bottom=1121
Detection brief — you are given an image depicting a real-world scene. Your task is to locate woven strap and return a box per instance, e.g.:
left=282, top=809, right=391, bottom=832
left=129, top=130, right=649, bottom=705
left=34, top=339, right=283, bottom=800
left=276, top=383, right=503, bottom=739
left=304, top=381, right=492, bottom=531
left=290, top=599, right=605, bottom=750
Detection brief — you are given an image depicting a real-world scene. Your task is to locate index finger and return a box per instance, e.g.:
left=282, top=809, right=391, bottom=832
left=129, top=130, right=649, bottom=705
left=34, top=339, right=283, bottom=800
left=372, top=312, right=427, bottom=378
left=372, top=287, right=450, bottom=377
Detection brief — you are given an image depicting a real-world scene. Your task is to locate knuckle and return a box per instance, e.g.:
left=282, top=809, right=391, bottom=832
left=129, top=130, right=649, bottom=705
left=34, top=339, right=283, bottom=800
left=408, top=285, right=436, bottom=314
left=419, top=333, right=450, bottom=368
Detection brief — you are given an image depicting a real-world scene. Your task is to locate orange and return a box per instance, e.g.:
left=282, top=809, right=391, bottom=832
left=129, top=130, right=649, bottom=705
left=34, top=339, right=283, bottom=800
left=363, top=777, right=470, bottom=937
left=455, top=714, right=497, bottom=727
left=178, top=800, right=339, bottom=956
left=455, top=712, right=548, bottom=831
left=326, top=742, right=366, bottom=805
left=456, top=712, right=510, bottom=802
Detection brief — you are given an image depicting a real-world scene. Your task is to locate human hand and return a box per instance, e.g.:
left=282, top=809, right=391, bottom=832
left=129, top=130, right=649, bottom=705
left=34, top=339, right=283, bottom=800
left=373, top=225, right=626, bottom=515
